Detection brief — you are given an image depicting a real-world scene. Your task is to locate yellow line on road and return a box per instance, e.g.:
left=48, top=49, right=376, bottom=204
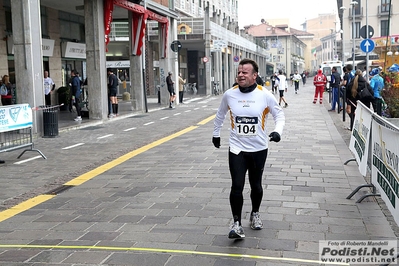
left=0, top=195, right=55, bottom=223
left=0, top=122, right=206, bottom=222
left=65, top=125, right=199, bottom=186
left=198, top=114, right=215, bottom=125
left=0, top=244, right=349, bottom=265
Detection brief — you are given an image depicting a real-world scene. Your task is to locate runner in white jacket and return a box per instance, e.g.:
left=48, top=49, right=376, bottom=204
left=212, top=58, right=285, bottom=239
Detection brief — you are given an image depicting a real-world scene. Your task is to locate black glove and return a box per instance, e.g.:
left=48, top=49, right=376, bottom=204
left=269, top=132, right=281, bottom=142
left=212, top=137, right=220, bottom=148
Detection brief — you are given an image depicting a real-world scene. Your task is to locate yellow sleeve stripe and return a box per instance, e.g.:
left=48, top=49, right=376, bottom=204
left=261, top=107, right=270, bottom=130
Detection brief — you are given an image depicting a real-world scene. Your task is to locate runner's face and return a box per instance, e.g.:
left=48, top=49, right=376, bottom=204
left=237, top=64, right=256, bottom=87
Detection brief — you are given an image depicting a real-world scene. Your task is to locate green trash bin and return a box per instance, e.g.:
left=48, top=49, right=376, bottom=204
left=42, top=106, right=59, bottom=138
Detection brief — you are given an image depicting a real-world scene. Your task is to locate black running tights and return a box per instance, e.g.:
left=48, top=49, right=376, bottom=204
left=228, top=149, right=268, bottom=224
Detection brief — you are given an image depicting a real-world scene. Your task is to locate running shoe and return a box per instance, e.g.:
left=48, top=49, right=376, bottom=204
left=228, top=221, right=245, bottom=239
left=250, top=212, right=263, bottom=230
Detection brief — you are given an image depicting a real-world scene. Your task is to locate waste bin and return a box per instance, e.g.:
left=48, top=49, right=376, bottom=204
left=42, top=106, right=59, bottom=138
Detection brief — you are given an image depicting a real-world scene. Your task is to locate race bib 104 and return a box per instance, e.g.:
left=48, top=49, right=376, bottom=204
left=235, top=116, right=258, bottom=136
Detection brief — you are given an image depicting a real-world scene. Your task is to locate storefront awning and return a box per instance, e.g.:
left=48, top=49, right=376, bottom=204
left=107, top=0, right=169, bottom=57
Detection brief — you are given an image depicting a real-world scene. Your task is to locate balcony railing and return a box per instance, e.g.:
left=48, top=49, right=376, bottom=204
left=349, top=7, right=363, bottom=19
left=378, top=4, right=392, bottom=17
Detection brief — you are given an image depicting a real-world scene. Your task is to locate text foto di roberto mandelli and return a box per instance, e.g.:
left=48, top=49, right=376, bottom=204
left=319, top=240, right=397, bottom=265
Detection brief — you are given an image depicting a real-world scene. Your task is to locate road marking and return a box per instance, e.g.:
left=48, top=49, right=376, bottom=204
left=123, top=127, right=136, bottom=132
left=198, top=114, right=215, bottom=125
left=160, top=117, right=169, bottom=120
left=144, top=121, right=154, bottom=126
left=184, top=110, right=192, bottom=113
left=173, top=113, right=181, bottom=116
left=0, top=195, right=55, bottom=222
left=97, top=134, right=114, bottom=139
left=13, top=155, right=42, bottom=165
left=0, top=115, right=216, bottom=221
left=62, top=143, right=85, bottom=150
left=194, top=108, right=200, bottom=110
left=0, top=244, right=349, bottom=265
left=64, top=125, right=198, bottom=186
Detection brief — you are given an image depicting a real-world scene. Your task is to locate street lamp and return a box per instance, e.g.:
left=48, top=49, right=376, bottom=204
left=350, top=1, right=358, bottom=68
left=339, top=6, right=346, bottom=62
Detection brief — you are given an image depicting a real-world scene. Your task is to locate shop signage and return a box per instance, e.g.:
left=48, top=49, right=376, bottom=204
left=62, top=42, right=86, bottom=59
left=42, top=39, right=55, bottom=57
left=106, top=61, right=130, bottom=68
left=7, top=37, right=55, bottom=57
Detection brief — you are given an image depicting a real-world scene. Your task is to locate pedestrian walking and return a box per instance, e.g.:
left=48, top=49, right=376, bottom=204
left=313, top=69, right=327, bottom=104
left=212, top=58, right=285, bottom=239
left=270, top=73, right=277, bottom=94
left=166, top=71, right=176, bottom=108
left=275, top=70, right=288, bottom=107
left=292, top=70, right=301, bottom=94
left=301, top=71, right=307, bottom=85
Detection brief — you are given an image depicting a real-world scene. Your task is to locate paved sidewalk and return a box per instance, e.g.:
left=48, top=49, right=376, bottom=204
left=0, top=83, right=398, bottom=265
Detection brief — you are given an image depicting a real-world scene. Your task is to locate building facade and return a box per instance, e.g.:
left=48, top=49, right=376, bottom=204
left=337, top=0, right=398, bottom=69
left=0, top=0, right=269, bottom=135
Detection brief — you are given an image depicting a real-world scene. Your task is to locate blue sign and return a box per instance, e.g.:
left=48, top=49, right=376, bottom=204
left=360, top=39, right=375, bottom=53
left=233, top=56, right=240, bottom=62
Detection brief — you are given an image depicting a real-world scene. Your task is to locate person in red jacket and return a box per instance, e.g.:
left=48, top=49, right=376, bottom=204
left=313, top=69, right=327, bottom=104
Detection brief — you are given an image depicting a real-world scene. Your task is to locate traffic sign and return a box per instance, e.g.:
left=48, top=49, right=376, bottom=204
left=360, top=39, right=375, bottom=53
left=170, top=40, right=182, bottom=52
left=360, top=25, right=374, bottom=39
left=233, top=55, right=240, bottom=62
left=202, top=57, right=209, bottom=63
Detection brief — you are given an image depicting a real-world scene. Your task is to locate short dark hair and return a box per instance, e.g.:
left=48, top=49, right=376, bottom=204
left=346, top=64, right=353, bottom=71
left=332, top=67, right=337, bottom=71
left=278, top=70, right=283, bottom=75
left=238, top=58, right=259, bottom=73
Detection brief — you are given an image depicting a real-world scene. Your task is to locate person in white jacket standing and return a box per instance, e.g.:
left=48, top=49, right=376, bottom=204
left=212, top=58, right=285, bottom=239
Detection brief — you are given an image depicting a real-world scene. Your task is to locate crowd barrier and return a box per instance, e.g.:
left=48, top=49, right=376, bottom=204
left=346, top=101, right=399, bottom=226
left=0, top=104, right=46, bottom=159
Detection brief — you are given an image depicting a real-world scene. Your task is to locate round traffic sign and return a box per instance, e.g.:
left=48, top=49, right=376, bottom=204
left=233, top=56, right=240, bottom=62
left=360, top=25, right=374, bottom=39
left=170, top=40, right=182, bottom=52
left=203, top=57, right=209, bottom=63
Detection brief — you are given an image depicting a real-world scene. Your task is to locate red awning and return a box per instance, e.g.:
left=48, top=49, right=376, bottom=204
left=112, top=0, right=169, bottom=57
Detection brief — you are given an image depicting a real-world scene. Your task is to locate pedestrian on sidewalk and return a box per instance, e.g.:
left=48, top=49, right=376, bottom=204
left=369, top=68, right=384, bottom=116
left=276, top=70, right=288, bottom=107
left=166, top=71, right=176, bottom=108
left=328, top=67, right=342, bottom=112
left=107, top=69, right=119, bottom=117
left=71, top=70, right=82, bottom=121
left=346, top=69, right=373, bottom=131
left=212, top=58, right=285, bottom=239
left=178, top=73, right=186, bottom=104
left=43, top=70, right=55, bottom=106
left=313, top=69, right=327, bottom=104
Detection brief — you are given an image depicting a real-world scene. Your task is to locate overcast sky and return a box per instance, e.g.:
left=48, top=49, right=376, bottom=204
left=238, top=0, right=338, bottom=29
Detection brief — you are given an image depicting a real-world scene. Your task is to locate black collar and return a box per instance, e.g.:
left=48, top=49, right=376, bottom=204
left=239, top=83, right=257, bottom=93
